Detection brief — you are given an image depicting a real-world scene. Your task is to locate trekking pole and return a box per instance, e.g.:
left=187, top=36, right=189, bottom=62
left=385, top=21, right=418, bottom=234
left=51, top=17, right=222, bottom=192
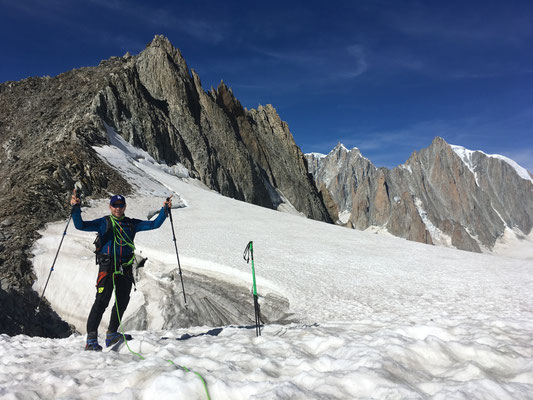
left=36, top=189, right=80, bottom=313
left=243, top=241, right=261, bottom=336
left=167, top=196, right=188, bottom=308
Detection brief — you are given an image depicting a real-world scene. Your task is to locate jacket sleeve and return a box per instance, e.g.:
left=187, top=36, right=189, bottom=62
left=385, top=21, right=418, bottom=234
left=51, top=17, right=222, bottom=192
left=134, top=207, right=168, bottom=232
left=71, top=205, right=106, bottom=233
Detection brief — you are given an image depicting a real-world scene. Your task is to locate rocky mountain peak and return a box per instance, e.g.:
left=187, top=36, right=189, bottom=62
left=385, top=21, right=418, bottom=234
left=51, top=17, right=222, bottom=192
left=330, top=142, right=364, bottom=159
left=331, top=142, right=347, bottom=155
left=135, top=35, right=189, bottom=86
left=305, top=143, right=376, bottom=224
left=146, top=34, right=186, bottom=65
left=431, top=135, right=448, bottom=147
left=0, top=36, right=332, bottom=336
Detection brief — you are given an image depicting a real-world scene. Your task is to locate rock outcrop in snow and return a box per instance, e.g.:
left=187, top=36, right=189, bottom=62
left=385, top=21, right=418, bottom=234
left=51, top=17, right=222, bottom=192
left=306, top=137, right=533, bottom=253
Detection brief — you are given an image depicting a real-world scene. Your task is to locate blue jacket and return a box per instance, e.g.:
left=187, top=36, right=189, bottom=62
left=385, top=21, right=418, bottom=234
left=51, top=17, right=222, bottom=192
left=72, top=205, right=167, bottom=263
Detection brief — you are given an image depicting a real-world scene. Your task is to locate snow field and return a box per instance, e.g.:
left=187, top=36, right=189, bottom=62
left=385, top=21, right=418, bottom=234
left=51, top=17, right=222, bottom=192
left=13, top=130, right=533, bottom=399
left=1, top=318, right=532, bottom=399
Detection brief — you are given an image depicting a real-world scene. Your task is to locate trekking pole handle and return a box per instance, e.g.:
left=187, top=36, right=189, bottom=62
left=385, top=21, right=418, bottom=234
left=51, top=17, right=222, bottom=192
left=70, top=188, right=82, bottom=210
left=165, top=196, right=173, bottom=218
left=243, top=241, right=252, bottom=262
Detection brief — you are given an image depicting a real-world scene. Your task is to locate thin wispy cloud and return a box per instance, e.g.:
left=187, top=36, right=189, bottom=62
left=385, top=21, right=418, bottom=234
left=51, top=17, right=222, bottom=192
left=194, top=42, right=371, bottom=107
left=384, top=2, right=533, bottom=46
left=87, top=0, right=227, bottom=45
left=343, top=44, right=368, bottom=78
left=362, top=2, right=533, bottom=80
left=1, top=0, right=68, bottom=22
left=249, top=43, right=368, bottom=86
left=179, top=19, right=226, bottom=44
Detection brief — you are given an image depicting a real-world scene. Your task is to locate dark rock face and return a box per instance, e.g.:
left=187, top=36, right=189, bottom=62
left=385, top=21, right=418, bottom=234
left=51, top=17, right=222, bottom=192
left=94, top=36, right=330, bottom=221
left=306, top=138, right=533, bottom=252
left=0, top=35, right=329, bottom=336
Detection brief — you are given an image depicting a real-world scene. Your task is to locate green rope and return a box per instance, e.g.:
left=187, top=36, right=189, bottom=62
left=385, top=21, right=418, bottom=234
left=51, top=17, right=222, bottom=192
left=111, top=272, right=145, bottom=360
left=110, top=216, right=144, bottom=359
left=109, top=214, right=210, bottom=399
left=110, top=215, right=136, bottom=267
left=167, top=360, right=211, bottom=400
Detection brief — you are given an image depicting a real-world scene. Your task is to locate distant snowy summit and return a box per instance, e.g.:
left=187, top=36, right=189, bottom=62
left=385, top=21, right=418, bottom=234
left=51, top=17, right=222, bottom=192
left=306, top=137, right=533, bottom=253
left=306, top=143, right=363, bottom=159
left=450, top=144, right=533, bottom=184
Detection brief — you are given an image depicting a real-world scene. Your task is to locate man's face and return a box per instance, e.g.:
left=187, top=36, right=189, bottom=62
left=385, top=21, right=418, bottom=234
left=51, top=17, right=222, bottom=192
left=109, top=202, right=126, bottom=218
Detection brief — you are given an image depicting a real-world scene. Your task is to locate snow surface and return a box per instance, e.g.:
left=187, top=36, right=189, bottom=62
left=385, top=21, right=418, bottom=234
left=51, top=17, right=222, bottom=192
left=3, top=134, right=533, bottom=399
left=337, top=210, right=351, bottom=225
left=492, top=228, right=533, bottom=261
left=451, top=144, right=533, bottom=184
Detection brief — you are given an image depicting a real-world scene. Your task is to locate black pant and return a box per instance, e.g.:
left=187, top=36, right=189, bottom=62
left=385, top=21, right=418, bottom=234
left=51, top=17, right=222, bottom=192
left=86, top=261, right=133, bottom=335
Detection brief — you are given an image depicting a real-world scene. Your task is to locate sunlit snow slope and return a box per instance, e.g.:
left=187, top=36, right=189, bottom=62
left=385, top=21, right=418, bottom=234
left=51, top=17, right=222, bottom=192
left=12, top=132, right=533, bottom=399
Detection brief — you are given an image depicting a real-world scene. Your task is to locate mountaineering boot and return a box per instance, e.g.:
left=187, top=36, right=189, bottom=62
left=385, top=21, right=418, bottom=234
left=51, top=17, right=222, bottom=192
left=85, top=338, right=102, bottom=351
left=106, top=331, right=133, bottom=347
left=85, top=331, right=102, bottom=351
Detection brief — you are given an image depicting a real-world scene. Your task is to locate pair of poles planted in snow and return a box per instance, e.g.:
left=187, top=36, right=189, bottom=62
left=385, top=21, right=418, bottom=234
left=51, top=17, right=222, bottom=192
left=36, top=191, right=188, bottom=312
left=243, top=241, right=262, bottom=337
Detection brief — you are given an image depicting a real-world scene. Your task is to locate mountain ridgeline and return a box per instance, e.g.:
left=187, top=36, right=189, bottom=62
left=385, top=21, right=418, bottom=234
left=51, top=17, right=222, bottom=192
left=306, top=139, right=533, bottom=253
left=0, top=35, right=329, bottom=336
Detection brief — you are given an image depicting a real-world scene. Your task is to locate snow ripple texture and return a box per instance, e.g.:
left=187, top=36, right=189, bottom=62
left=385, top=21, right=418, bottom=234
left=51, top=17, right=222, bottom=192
left=1, top=319, right=532, bottom=399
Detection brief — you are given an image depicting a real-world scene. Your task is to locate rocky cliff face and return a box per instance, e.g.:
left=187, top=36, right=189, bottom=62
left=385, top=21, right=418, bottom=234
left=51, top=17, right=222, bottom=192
left=0, top=35, right=329, bottom=336
left=93, top=36, right=330, bottom=220
left=0, top=60, right=132, bottom=337
left=306, top=138, right=533, bottom=252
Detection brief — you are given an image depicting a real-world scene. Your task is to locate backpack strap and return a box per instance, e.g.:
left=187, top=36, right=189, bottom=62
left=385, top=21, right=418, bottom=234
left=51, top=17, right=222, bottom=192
left=103, top=215, right=112, bottom=239
left=94, top=216, right=113, bottom=263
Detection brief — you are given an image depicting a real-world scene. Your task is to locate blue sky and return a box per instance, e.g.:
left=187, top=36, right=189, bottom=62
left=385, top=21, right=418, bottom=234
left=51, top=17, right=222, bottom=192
left=1, top=0, right=532, bottom=171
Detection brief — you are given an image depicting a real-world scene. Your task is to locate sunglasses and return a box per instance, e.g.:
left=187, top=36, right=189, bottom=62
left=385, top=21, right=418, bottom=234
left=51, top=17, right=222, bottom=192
left=111, top=203, right=125, bottom=208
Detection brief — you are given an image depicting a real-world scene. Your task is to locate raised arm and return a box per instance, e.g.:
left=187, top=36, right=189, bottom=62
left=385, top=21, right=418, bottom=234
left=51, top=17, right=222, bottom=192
left=70, top=189, right=106, bottom=233
left=134, top=197, right=173, bottom=233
